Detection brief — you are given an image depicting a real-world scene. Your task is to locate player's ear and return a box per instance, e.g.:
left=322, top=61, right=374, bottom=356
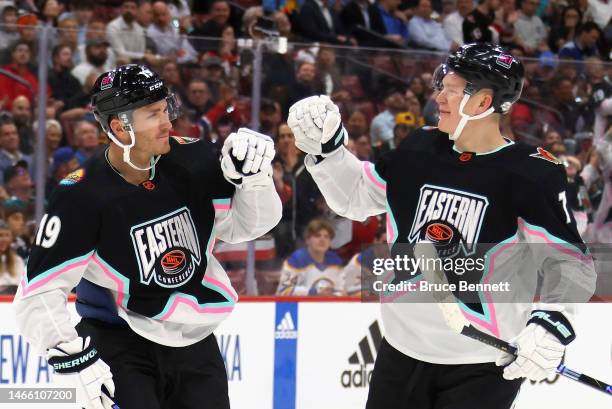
left=109, top=117, right=129, bottom=143
left=476, top=92, right=494, bottom=114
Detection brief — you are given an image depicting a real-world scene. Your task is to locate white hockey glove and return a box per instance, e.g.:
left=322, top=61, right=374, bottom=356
left=496, top=308, right=575, bottom=382
left=221, top=128, right=275, bottom=191
left=47, top=336, right=118, bottom=409
left=287, top=95, right=347, bottom=156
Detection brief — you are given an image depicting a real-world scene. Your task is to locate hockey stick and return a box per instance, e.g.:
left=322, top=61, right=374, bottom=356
left=412, top=241, right=612, bottom=396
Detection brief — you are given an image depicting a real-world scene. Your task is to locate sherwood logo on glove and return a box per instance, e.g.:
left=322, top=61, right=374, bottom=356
left=131, top=207, right=201, bottom=288
left=51, top=349, right=98, bottom=371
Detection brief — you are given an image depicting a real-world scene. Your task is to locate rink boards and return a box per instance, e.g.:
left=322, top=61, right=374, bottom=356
left=0, top=299, right=610, bottom=408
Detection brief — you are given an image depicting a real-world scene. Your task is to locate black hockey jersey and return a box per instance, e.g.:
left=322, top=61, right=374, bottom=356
left=14, top=137, right=282, bottom=350
left=306, top=127, right=596, bottom=363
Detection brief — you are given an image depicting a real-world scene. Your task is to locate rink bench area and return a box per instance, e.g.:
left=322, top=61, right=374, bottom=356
left=0, top=296, right=610, bottom=409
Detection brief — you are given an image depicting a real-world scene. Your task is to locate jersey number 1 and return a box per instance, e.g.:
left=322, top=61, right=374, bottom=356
left=35, top=214, right=61, bottom=248
left=558, top=191, right=571, bottom=224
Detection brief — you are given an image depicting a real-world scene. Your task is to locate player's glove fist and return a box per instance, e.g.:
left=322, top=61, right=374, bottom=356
left=47, top=336, right=118, bottom=409
left=221, top=128, right=275, bottom=190
left=496, top=308, right=575, bottom=382
left=287, top=95, right=347, bottom=156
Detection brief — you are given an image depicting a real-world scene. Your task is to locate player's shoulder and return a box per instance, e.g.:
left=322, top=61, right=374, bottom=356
left=165, top=136, right=219, bottom=170
left=396, top=126, right=448, bottom=152
left=51, top=149, right=108, bottom=199
left=503, top=143, right=567, bottom=185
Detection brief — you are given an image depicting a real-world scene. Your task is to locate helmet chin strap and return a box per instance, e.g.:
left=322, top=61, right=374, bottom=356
left=449, top=94, right=496, bottom=141
left=106, top=128, right=160, bottom=172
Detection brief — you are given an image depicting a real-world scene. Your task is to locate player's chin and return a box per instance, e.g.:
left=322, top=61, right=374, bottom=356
left=156, top=138, right=171, bottom=154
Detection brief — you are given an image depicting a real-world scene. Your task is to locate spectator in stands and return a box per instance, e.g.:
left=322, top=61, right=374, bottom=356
left=513, top=0, right=548, bottom=56
left=259, top=99, right=283, bottom=140
left=371, top=87, right=406, bottom=149
left=13, top=13, right=38, bottom=67
left=137, top=0, right=154, bottom=28
left=394, top=122, right=414, bottom=147
left=346, top=110, right=369, bottom=139
left=340, top=0, right=386, bottom=44
left=161, top=60, right=186, bottom=104
left=74, top=120, right=100, bottom=165
left=559, top=21, right=601, bottom=61
left=463, top=0, right=499, bottom=45
left=71, top=38, right=112, bottom=86
left=78, top=18, right=118, bottom=70
left=276, top=219, right=344, bottom=295
left=0, top=118, right=32, bottom=182
left=240, top=5, right=263, bottom=37
left=106, top=0, right=158, bottom=65
left=543, top=129, right=562, bottom=145
left=36, top=118, right=63, bottom=165
left=288, top=62, right=322, bottom=108
left=0, top=40, right=40, bottom=110
left=10, top=96, right=34, bottom=155
left=444, top=0, right=473, bottom=47
left=191, top=0, right=231, bottom=51
left=72, top=0, right=94, bottom=45
left=0, top=220, right=24, bottom=289
left=46, top=146, right=79, bottom=199
left=38, top=0, right=61, bottom=25
left=48, top=44, right=83, bottom=111
left=408, top=0, right=452, bottom=51
left=183, top=78, right=213, bottom=120
left=316, top=46, right=342, bottom=97
left=494, top=0, right=519, bottom=47
left=0, top=4, right=19, bottom=51
left=3, top=161, right=33, bottom=207
left=55, top=13, right=80, bottom=64
left=353, top=134, right=373, bottom=160
left=548, top=6, right=582, bottom=53
left=376, top=0, right=409, bottom=45
left=341, top=225, right=387, bottom=296
left=4, top=204, right=30, bottom=260
left=295, top=0, right=349, bottom=45
left=147, top=1, right=197, bottom=63
left=550, top=76, right=583, bottom=136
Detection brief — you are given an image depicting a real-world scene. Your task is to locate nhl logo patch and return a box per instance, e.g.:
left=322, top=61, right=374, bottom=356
left=60, top=169, right=85, bottom=185
left=100, top=73, right=115, bottom=90
left=496, top=54, right=514, bottom=69
left=530, top=147, right=562, bottom=165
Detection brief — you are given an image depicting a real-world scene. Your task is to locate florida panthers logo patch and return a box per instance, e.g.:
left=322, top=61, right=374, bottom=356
left=530, top=147, right=562, bottom=165
left=130, top=207, right=201, bottom=288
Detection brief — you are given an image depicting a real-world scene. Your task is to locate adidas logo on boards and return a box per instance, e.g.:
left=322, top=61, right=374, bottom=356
left=341, top=321, right=382, bottom=388
left=275, top=311, right=298, bottom=339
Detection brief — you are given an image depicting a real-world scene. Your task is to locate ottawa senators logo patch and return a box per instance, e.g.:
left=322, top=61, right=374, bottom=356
left=530, top=147, right=562, bottom=165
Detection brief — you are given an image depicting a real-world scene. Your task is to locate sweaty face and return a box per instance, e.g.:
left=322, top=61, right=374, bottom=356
left=129, top=99, right=173, bottom=156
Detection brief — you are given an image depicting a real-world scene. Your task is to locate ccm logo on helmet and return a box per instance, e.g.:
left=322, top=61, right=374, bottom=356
left=149, top=81, right=163, bottom=91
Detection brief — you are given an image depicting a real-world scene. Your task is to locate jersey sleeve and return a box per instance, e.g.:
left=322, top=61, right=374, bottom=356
left=304, top=147, right=388, bottom=221
left=513, top=162, right=596, bottom=308
left=13, top=184, right=99, bottom=353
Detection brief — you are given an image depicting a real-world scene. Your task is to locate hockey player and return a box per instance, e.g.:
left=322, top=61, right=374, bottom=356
left=13, top=64, right=281, bottom=409
left=287, top=43, right=597, bottom=408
